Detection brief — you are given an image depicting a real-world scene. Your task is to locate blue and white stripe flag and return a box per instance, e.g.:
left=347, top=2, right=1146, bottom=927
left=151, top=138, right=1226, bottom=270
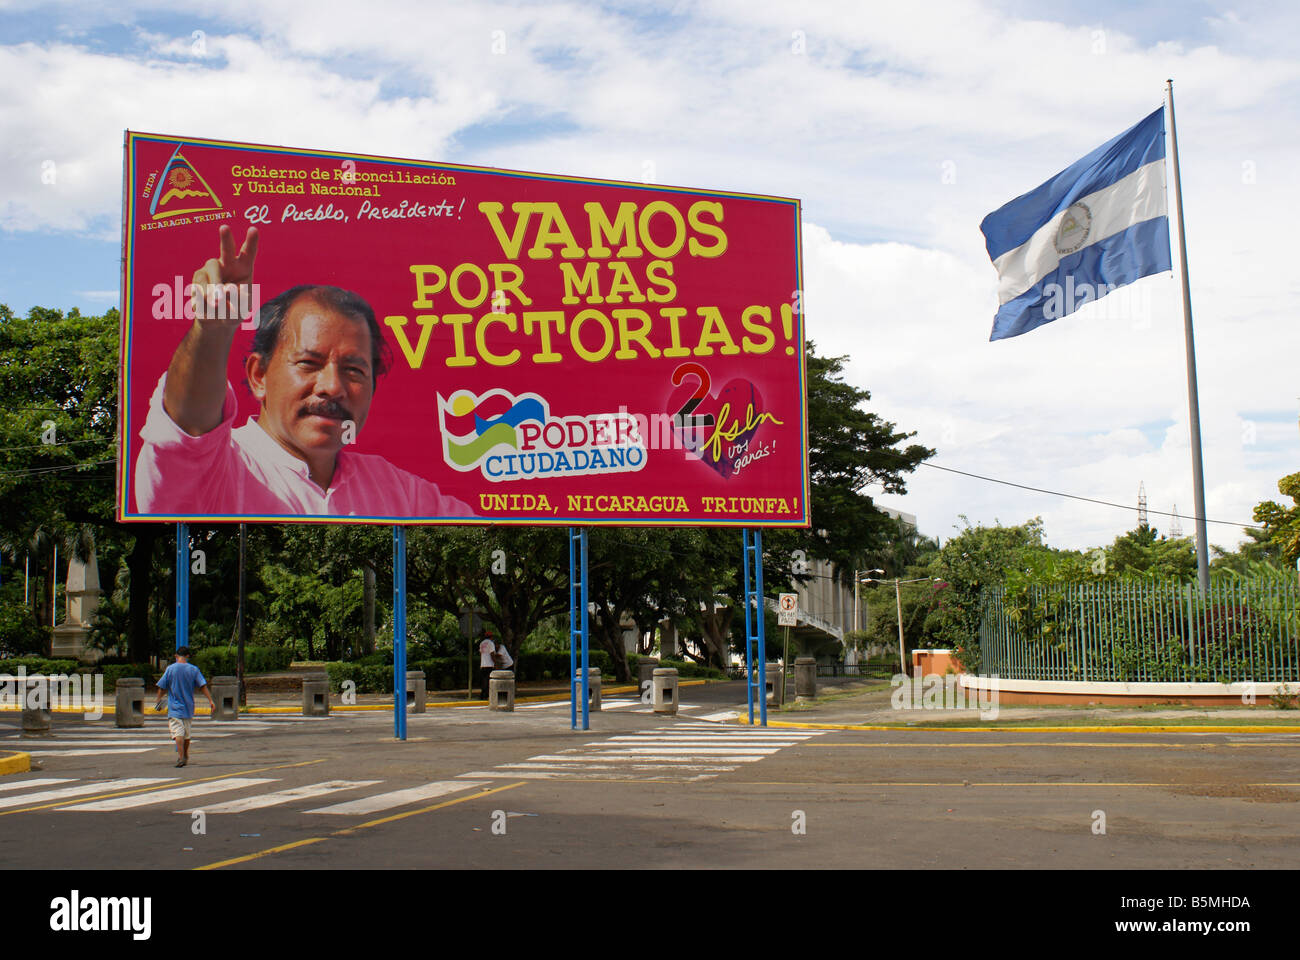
left=981, top=107, right=1173, bottom=341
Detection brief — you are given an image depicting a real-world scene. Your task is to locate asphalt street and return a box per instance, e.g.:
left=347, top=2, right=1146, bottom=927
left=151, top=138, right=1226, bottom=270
left=3, top=681, right=1299, bottom=870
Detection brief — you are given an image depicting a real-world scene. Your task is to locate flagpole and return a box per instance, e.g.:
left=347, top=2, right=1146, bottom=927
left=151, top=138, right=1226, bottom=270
left=1165, top=78, right=1210, bottom=591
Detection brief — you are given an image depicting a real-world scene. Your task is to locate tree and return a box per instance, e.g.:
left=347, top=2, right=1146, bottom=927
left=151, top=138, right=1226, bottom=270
left=406, top=527, right=570, bottom=665
left=800, top=346, right=933, bottom=575
left=1211, top=526, right=1287, bottom=577
left=1106, top=524, right=1196, bottom=580
left=926, top=518, right=1062, bottom=669
left=1254, top=471, right=1300, bottom=566
left=0, top=305, right=140, bottom=653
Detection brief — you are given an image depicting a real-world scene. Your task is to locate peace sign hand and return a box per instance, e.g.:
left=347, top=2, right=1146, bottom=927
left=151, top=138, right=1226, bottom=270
left=191, top=225, right=260, bottom=325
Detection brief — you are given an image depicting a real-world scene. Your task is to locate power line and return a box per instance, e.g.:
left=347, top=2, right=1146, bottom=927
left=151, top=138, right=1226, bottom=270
left=0, top=437, right=114, bottom=453
left=0, top=459, right=117, bottom=480
left=915, top=460, right=1263, bottom=529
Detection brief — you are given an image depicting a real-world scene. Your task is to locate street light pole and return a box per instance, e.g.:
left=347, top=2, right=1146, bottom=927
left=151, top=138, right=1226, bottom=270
left=894, top=578, right=906, bottom=677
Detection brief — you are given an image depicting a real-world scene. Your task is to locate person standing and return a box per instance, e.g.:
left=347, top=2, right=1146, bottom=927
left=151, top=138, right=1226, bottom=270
left=478, top=631, right=497, bottom=701
left=154, top=646, right=215, bottom=768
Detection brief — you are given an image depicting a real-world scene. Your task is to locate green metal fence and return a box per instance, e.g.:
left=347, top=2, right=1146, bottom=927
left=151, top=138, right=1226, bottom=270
left=978, top=577, right=1300, bottom=683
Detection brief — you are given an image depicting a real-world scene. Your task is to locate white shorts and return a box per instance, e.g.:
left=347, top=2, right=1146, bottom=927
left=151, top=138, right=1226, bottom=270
left=168, top=717, right=193, bottom=740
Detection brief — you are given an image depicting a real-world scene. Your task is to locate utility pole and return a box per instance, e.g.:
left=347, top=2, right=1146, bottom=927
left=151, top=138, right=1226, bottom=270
left=894, top=578, right=906, bottom=677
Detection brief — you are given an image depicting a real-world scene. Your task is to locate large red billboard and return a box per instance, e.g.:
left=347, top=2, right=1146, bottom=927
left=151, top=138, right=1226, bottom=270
left=118, top=131, right=808, bottom=526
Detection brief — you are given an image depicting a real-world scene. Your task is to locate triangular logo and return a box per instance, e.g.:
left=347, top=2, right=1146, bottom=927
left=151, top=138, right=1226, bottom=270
left=149, top=144, right=222, bottom=219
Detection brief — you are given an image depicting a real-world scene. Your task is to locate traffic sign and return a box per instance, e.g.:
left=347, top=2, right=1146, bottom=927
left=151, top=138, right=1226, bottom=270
left=778, top=593, right=798, bottom=626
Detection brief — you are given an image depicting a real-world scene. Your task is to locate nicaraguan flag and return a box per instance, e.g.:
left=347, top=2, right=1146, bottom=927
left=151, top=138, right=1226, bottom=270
left=981, top=107, right=1173, bottom=341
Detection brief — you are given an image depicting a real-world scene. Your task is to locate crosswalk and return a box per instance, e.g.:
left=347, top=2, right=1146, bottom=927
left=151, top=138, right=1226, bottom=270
left=459, top=721, right=822, bottom=782
left=1, top=716, right=327, bottom=757
left=0, top=774, right=493, bottom=816
left=0, top=721, right=816, bottom=814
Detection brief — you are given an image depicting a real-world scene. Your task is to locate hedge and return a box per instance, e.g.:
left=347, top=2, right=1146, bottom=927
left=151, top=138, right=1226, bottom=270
left=323, top=650, right=621, bottom=693
left=0, top=657, right=79, bottom=675
left=192, top=645, right=295, bottom=678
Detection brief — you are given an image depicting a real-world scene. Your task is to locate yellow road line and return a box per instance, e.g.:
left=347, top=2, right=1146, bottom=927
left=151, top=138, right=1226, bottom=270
left=198, top=781, right=525, bottom=870
left=711, top=781, right=1300, bottom=787
left=736, top=719, right=1300, bottom=733
left=0, top=758, right=327, bottom=817
left=194, top=837, right=328, bottom=869
left=807, top=741, right=1300, bottom=748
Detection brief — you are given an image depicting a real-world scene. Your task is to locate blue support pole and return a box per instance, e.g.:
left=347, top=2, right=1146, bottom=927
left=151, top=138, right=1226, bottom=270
left=175, top=522, right=189, bottom=652
left=755, top=529, right=767, bottom=727
left=742, top=529, right=768, bottom=726
left=581, top=529, right=589, bottom=731
left=393, top=525, right=407, bottom=741
left=748, top=528, right=759, bottom=723
left=569, top=530, right=577, bottom=730
left=568, top=528, right=589, bottom=731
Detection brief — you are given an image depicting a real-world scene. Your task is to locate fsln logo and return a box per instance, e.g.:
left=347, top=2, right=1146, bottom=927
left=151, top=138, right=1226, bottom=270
left=50, top=890, right=151, bottom=941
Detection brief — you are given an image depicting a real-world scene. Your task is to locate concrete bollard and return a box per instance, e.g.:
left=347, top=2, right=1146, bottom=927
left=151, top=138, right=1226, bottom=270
left=574, top=667, right=602, bottom=711
left=489, top=670, right=515, bottom=711
left=209, top=676, right=239, bottom=721
left=652, top=667, right=679, bottom=715
left=21, top=675, right=51, bottom=737
left=637, top=658, right=659, bottom=702
left=764, top=662, right=785, bottom=706
left=794, top=657, right=817, bottom=701
left=406, top=670, right=427, bottom=713
left=114, top=677, right=146, bottom=728
left=302, top=673, right=330, bottom=717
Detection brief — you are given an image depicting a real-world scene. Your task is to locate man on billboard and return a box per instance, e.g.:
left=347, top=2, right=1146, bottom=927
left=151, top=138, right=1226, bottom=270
left=134, top=225, right=472, bottom=518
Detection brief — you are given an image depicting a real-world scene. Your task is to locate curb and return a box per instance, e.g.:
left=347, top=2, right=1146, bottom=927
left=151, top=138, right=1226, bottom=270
left=0, top=751, right=31, bottom=776
left=733, top=717, right=1300, bottom=733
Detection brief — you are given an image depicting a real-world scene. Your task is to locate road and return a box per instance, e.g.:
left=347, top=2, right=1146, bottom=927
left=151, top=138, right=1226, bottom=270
left=3, top=681, right=1299, bottom=870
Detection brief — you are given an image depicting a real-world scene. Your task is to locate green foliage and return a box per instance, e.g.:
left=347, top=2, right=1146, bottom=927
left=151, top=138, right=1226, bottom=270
left=96, top=663, right=157, bottom=690
left=801, top=347, right=933, bottom=574
left=1105, top=524, right=1196, bottom=580
left=927, top=518, right=1063, bottom=671
left=861, top=580, right=945, bottom=661
left=0, top=589, right=48, bottom=657
left=0, top=656, right=78, bottom=674
left=324, top=650, right=619, bottom=694
left=190, top=645, right=295, bottom=677
left=1254, top=471, right=1300, bottom=565
left=656, top=658, right=726, bottom=679
left=982, top=578, right=1298, bottom=683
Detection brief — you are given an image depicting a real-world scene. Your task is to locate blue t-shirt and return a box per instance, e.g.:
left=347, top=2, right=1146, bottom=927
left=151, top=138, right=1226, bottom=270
left=157, top=661, right=208, bottom=718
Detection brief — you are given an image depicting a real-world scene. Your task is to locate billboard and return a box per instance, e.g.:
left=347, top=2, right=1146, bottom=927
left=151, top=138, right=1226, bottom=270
left=118, top=131, right=809, bottom=526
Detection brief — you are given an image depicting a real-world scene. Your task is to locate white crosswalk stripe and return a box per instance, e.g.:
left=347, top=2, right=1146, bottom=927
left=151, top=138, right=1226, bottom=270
left=457, top=723, right=824, bottom=782
left=0, top=778, right=176, bottom=809
left=175, top=780, right=382, bottom=814
left=25, top=748, right=158, bottom=757
left=305, top=779, right=489, bottom=815
left=0, top=777, right=77, bottom=794
left=0, top=719, right=819, bottom=811
left=60, top=778, right=280, bottom=812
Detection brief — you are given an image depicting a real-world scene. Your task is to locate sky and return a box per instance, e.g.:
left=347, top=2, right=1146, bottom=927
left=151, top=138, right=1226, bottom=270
left=1, top=0, right=1297, bottom=553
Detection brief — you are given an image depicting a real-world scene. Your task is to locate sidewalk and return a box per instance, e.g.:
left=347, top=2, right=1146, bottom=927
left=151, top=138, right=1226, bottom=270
left=739, top=677, right=1300, bottom=731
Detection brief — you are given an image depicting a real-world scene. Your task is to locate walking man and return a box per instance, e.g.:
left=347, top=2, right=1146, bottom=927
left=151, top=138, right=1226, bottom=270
left=154, top=646, right=215, bottom=768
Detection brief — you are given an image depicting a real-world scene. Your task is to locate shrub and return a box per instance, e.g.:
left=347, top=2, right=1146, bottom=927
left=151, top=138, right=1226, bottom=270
left=0, top=657, right=79, bottom=675
left=95, top=663, right=156, bottom=690
left=658, top=658, right=726, bottom=680
left=0, top=604, right=49, bottom=658
left=192, top=645, right=295, bottom=677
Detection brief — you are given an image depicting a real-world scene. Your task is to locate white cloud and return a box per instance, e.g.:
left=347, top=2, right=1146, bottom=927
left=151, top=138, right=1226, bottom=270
left=1, top=0, right=1297, bottom=552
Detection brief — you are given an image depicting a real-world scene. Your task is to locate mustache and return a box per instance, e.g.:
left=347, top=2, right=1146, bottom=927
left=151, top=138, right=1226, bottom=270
left=298, top=399, right=353, bottom=421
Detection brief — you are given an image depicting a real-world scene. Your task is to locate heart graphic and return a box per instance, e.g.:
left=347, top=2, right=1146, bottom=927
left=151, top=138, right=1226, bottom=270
left=667, top=363, right=768, bottom=479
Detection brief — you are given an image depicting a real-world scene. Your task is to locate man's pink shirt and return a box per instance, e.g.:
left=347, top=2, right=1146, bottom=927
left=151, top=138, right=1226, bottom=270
left=135, top=373, right=473, bottom=518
